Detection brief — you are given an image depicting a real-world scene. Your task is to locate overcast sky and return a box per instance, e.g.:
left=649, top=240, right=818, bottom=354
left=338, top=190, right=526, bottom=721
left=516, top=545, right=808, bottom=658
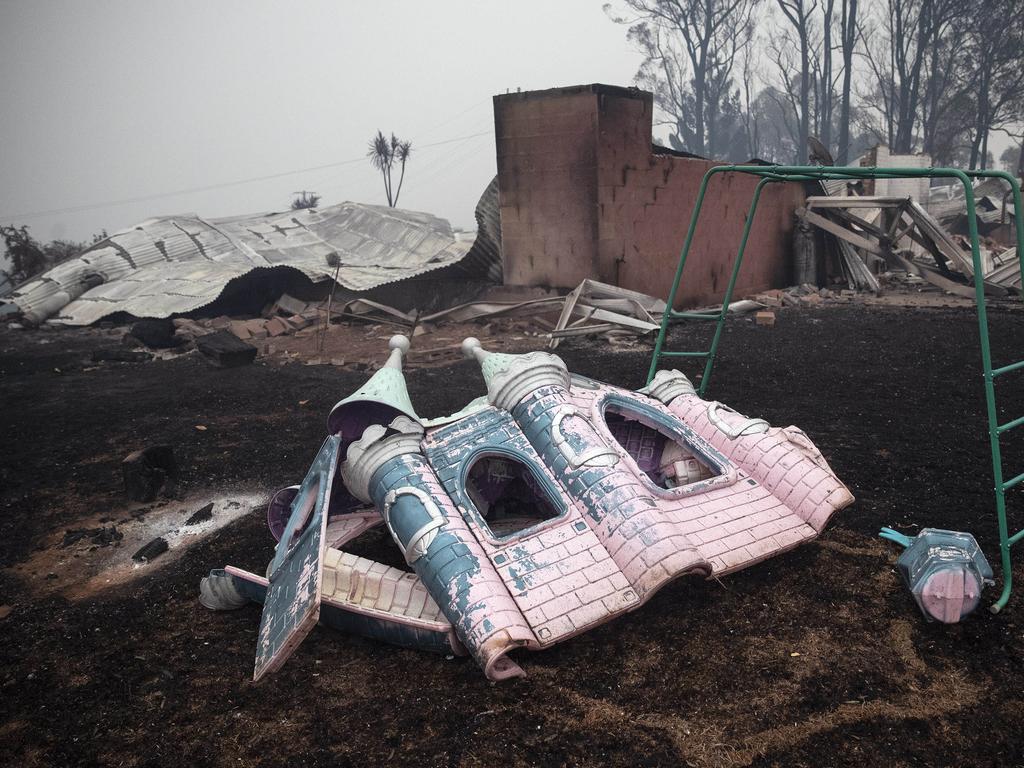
left=0, top=1, right=643, bottom=246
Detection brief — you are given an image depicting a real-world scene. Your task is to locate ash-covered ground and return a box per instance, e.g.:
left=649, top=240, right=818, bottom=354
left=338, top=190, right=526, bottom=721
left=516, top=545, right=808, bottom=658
left=2, top=303, right=1024, bottom=767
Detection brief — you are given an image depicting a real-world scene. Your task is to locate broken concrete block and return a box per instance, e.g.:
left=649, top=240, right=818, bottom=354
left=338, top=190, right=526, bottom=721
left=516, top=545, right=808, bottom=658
left=264, top=318, right=290, bottom=337
left=196, top=330, right=258, bottom=368
left=229, top=321, right=252, bottom=340
left=755, top=310, right=776, bottom=327
left=274, top=294, right=309, bottom=316
left=123, top=445, right=178, bottom=502
left=173, top=319, right=209, bottom=340
left=243, top=319, right=269, bottom=339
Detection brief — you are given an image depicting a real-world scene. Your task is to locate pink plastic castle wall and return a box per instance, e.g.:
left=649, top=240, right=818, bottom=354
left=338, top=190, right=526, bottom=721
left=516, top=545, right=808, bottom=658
left=202, top=337, right=854, bottom=681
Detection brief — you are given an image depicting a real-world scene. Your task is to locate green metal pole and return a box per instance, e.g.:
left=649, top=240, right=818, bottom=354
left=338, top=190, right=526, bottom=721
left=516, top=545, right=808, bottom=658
left=942, top=170, right=1010, bottom=612
left=646, top=167, right=724, bottom=384
left=697, top=177, right=772, bottom=396
left=976, top=170, right=1023, bottom=613
left=960, top=169, right=1024, bottom=613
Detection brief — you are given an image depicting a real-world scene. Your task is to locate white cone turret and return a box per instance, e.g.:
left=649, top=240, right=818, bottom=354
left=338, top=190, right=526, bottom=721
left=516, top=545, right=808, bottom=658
left=462, top=337, right=570, bottom=410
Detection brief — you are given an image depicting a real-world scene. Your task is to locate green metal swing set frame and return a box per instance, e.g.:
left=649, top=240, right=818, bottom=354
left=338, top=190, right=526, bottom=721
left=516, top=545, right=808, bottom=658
left=646, top=164, right=1024, bottom=612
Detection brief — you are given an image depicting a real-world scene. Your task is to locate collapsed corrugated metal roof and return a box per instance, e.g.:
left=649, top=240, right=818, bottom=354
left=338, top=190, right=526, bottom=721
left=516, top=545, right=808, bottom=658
left=8, top=179, right=501, bottom=325
left=928, top=178, right=1018, bottom=227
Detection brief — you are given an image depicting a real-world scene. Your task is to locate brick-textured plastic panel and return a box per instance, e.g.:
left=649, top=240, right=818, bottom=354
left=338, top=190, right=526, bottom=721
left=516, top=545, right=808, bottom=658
left=564, top=381, right=841, bottom=575
left=513, top=388, right=709, bottom=597
left=227, top=565, right=460, bottom=656
left=321, top=549, right=448, bottom=625
left=253, top=436, right=340, bottom=681
left=425, top=407, right=642, bottom=645
left=369, top=452, right=537, bottom=679
left=664, top=393, right=854, bottom=536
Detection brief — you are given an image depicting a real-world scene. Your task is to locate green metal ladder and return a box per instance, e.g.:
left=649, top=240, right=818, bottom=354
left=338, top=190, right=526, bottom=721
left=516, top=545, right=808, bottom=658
left=646, top=165, right=1024, bottom=612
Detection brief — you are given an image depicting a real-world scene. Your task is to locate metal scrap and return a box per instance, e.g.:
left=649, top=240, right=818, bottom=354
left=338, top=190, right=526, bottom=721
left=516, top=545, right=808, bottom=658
left=547, top=279, right=666, bottom=348
left=7, top=180, right=502, bottom=326
left=800, top=195, right=1017, bottom=297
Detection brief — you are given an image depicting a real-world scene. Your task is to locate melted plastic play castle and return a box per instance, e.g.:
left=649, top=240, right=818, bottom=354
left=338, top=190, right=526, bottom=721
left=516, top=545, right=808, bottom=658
left=201, top=335, right=854, bottom=681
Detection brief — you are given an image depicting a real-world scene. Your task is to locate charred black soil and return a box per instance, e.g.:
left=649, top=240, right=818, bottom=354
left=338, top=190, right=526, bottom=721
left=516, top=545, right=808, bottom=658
left=3, top=304, right=1024, bottom=767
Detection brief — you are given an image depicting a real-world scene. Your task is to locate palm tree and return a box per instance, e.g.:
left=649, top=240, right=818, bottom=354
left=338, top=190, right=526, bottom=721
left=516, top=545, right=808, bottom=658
left=392, top=139, right=411, bottom=207
left=367, top=130, right=413, bottom=207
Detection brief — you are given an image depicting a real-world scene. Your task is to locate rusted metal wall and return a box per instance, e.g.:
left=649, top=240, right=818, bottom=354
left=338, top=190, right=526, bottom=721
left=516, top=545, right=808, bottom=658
left=495, top=84, right=805, bottom=308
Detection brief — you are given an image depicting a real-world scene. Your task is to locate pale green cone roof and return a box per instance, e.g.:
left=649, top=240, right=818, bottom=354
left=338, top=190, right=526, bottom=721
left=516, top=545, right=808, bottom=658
left=328, top=335, right=419, bottom=432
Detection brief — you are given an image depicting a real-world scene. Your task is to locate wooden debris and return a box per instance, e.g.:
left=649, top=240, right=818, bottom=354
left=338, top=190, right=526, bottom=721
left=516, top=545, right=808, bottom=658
left=91, top=349, right=152, bottom=363
left=803, top=194, right=1011, bottom=296
left=129, top=318, right=180, bottom=348
left=132, top=537, right=169, bottom=563
left=185, top=503, right=214, bottom=526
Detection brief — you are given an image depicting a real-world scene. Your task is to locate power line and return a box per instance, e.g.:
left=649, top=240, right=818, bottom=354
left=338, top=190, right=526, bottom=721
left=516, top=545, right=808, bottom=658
left=417, top=99, right=491, bottom=139
left=313, top=117, right=495, bottom=202
left=1, top=130, right=493, bottom=221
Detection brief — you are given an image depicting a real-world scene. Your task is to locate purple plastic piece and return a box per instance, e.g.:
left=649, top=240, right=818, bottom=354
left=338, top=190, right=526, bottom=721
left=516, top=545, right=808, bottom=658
left=266, top=486, right=299, bottom=542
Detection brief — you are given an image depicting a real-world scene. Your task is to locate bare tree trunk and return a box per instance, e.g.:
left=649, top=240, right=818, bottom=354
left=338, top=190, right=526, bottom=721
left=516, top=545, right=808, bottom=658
left=799, top=27, right=811, bottom=161
left=611, top=0, right=759, bottom=156
left=777, top=0, right=813, bottom=162
left=693, top=1, right=711, bottom=155
left=820, top=0, right=835, bottom=153
left=837, top=0, right=857, bottom=163
left=741, top=45, right=760, bottom=158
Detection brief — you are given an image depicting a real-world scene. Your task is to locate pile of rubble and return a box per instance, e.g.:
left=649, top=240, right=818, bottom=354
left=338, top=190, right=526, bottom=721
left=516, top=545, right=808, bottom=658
left=751, top=285, right=860, bottom=308
left=51, top=275, right=949, bottom=374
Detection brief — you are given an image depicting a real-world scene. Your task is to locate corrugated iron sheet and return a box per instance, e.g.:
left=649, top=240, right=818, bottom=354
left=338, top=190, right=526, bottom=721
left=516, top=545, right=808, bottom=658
left=987, top=249, right=1021, bottom=290
left=9, top=182, right=501, bottom=325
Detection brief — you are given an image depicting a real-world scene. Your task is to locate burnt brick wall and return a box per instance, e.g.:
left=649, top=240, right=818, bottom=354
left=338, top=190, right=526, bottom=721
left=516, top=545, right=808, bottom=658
left=494, top=84, right=804, bottom=307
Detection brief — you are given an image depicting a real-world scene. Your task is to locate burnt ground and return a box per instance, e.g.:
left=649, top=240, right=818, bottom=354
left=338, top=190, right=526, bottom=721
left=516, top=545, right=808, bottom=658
left=3, top=302, right=1024, bottom=767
